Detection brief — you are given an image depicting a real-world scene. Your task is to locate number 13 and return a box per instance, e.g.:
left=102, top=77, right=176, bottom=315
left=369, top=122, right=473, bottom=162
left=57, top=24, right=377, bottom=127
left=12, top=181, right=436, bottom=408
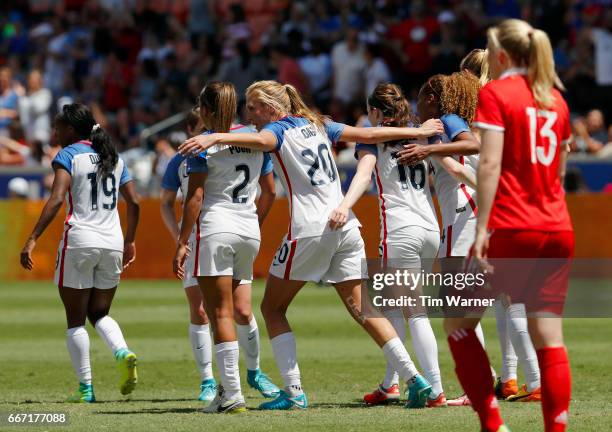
left=526, top=107, right=557, bottom=166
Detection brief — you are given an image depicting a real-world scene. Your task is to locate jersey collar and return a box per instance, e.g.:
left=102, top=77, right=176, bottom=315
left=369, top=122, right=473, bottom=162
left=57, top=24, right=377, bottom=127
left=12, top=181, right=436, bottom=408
left=76, top=140, right=92, bottom=146
left=499, top=67, right=527, bottom=80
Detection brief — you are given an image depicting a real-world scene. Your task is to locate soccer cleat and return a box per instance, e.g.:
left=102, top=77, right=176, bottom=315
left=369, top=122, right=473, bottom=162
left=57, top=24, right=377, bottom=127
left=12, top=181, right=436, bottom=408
left=198, top=378, right=217, bottom=402
left=446, top=394, right=472, bottom=406
left=426, top=392, right=447, bottom=408
left=259, top=390, right=308, bottom=410
left=115, top=348, right=138, bottom=395
left=364, top=384, right=401, bottom=405
left=495, top=377, right=519, bottom=399
left=405, top=374, right=432, bottom=409
left=247, top=369, right=280, bottom=398
left=506, top=384, right=541, bottom=402
left=66, top=382, right=95, bottom=403
left=202, top=385, right=246, bottom=414
left=492, top=425, right=511, bottom=432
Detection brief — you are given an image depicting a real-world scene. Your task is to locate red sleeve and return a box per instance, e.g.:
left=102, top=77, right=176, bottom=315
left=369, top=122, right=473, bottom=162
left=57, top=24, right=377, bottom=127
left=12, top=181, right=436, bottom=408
left=473, top=83, right=505, bottom=132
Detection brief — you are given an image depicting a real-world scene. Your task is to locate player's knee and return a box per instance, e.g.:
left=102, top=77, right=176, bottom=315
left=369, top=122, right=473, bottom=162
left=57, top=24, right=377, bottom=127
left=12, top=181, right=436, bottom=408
left=87, top=310, right=107, bottom=326
left=190, top=305, right=208, bottom=325
left=233, top=302, right=251, bottom=323
left=260, top=299, right=284, bottom=320
left=212, top=306, right=233, bottom=321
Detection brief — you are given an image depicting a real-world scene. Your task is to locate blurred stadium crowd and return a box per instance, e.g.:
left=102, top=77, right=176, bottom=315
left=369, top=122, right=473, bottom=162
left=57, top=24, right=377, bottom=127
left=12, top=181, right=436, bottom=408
left=0, top=0, right=611, bottom=198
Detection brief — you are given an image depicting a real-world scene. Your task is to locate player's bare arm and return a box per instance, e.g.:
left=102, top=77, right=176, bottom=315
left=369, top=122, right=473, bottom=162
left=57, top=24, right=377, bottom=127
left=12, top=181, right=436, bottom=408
left=329, top=151, right=376, bottom=230
left=257, top=172, right=276, bottom=226
left=120, top=180, right=140, bottom=270
left=338, top=118, right=444, bottom=144
left=473, top=129, right=504, bottom=259
left=159, top=188, right=180, bottom=243
left=179, top=131, right=277, bottom=155
left=434, top=155, right=477, bottom=190
left=396, top=130, right=480, bottom=165
left=174, top=172, right=206, bottom=279
left=19, top=166, right=71, bottom=270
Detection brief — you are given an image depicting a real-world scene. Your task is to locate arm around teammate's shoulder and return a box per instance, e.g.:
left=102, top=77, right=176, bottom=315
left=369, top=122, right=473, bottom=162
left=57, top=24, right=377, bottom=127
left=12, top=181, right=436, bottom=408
left=337, top=118, right=444, bottom=144
left=179, top=131, right=277, bottom=155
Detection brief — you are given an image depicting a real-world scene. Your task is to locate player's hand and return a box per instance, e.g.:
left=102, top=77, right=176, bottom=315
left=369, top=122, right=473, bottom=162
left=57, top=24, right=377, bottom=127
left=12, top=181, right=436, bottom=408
left=179, top=134, right=217, bottom=156
left=419, top=118, right=444, bottom=138
left=123, top=241, right=136, bottom=270
left=329, top=205, right=349, bottom=230
left=173, top=242, right=190, bottom=280
left=396, top=144, right=431, bottom=165
left=19, top=237, right=36, bottom=270
left=470, top=228, right=493, bottom=274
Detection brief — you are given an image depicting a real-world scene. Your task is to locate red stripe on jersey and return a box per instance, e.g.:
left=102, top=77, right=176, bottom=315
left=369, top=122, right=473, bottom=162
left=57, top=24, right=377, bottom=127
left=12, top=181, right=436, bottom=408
left=193, top=212, right=201, bottom=278
left=230, top=124, right=245, bottom=131
left=58, top=188, right=74, bottom=287
left=446, top=225, right=453, bottom=258
left=273, top=151, right=294, bottom=240
left=460, top=184, right=478, bottom=215
left=374, top=166, right=388, bottom=259
left=459, top=155, right=465, bottom=165
left=76, top=140, right=92, bottom=146
left=283, top=239, right=298, bottom=280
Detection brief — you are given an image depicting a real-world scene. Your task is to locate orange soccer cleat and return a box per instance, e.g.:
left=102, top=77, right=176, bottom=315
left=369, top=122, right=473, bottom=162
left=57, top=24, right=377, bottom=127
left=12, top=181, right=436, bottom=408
left=363, top=384, right=401, bottom=405
left=426, top=392, right=448, bottom=408
left=495, top=377, right=519, bottom=399
left=506, top=384, right=541, bottom=402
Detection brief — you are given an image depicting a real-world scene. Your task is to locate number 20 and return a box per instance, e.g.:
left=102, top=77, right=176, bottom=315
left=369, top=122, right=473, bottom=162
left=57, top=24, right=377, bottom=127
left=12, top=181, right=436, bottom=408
left=526, top=107, right=557, bottom=166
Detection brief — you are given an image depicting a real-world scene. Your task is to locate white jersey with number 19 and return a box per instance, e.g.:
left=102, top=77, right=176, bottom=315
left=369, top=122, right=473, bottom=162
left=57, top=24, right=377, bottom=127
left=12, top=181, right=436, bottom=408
left=52, top=140, right=132, bottom=252
left=263, top=116, right=360, bottom=239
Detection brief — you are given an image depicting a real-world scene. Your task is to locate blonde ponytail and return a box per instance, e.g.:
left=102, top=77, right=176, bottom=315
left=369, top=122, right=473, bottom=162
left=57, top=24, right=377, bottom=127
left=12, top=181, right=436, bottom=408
left=246, top=80, right=325, bottom=131
left=460, top=49, right=490, bottom=86
left=488, top=19, right=563, bottom=108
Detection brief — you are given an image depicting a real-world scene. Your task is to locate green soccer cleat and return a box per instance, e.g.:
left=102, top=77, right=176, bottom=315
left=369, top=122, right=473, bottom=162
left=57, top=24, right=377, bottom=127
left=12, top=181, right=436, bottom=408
left=247, top=369, right=281, bottom=398
left=66, top=382, right=95, bottom=403
left=115, top=348, right=138, bottom=395
left=491, top=425, right=511, bottom=432
left=199, top=378, right=217, bottom=402
left=405, top=374, right=432, bottom=409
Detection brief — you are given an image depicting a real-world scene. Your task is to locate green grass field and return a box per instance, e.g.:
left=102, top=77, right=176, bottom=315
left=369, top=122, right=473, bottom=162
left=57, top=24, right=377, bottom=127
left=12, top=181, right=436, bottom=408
left=1, top=280, right=611, bottom=432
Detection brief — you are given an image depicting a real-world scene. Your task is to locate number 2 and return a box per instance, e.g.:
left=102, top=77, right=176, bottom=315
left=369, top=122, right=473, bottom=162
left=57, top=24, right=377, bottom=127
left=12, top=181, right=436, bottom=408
left=232, top=164, right=250, bottom=203
left=526, top=107, right=557, bottom=166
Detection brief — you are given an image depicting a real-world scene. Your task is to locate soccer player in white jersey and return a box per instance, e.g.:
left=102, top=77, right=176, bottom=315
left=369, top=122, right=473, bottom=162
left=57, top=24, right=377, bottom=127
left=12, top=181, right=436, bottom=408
left=328, top=83, right=476, bottom=408
left=179, top=80, right=445, bottom=410
left=399, top=71, right=542, bottom=405
left=173, top=82, right=279, bottom=413
left=163, top=104, right=279, bottom=404
left=19, top=103, right=140, bottom=403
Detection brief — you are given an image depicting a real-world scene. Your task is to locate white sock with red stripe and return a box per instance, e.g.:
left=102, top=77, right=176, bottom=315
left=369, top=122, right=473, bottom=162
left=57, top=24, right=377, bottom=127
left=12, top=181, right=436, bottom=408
left=495, top=301, right=518, bottom=382
left=382, top=309, right=405, bottom=389
left=507, top=303, right=540, bottom=391
left=408, top=314, right=443, bottom=398
left=94, top=316, right=128, bottom=355
left=66, top=326, right=92, bottom=385
left=270, top=332, right=302, bottom=393
left=382, top=337, right=418, bottom=383
left=189, top=324, right=213, bottom=381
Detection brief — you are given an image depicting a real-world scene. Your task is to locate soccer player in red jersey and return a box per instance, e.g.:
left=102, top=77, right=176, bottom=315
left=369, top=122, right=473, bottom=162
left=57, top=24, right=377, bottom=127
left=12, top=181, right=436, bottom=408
left=444, top=19, right=573, bottom=432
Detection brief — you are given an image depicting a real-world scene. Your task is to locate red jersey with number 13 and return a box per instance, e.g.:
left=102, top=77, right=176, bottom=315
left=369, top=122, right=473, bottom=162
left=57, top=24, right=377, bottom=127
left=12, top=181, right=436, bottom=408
left=473, top=69, right=572, bottom=232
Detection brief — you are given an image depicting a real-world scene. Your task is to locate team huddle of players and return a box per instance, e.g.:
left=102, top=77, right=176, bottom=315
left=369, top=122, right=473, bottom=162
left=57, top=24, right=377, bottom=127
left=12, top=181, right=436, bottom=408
left=21, top=18, right=573, bottom=432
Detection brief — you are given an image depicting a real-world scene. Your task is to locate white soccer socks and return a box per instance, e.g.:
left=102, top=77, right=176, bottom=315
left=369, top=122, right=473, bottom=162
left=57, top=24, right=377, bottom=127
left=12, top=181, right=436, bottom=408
left=94, top=315, right=128, bottom=355
left=66, top=326, right=92, bottom=385
left=189, top=323, right=214, bottom=381
left=270, top=332, right=302, bottom=395
left=408, top=314, right=443, bottom=397
left=237, top=316, right=260, bottom=371
left=507, top=303, right=541, bottom=391
left=382, top=309, right=406, bottom=388
left=495, top=301, right=518, bottom=382
left=214, top=341, right=242, bottom=400
left=382, top=337, right=419, bottom=383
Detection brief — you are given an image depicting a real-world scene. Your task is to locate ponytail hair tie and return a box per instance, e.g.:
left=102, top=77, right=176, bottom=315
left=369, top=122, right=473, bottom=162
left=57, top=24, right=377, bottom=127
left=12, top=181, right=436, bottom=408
left=91, top=123, right=101, bottom=133
left=527, top=30, right=534, bottom=39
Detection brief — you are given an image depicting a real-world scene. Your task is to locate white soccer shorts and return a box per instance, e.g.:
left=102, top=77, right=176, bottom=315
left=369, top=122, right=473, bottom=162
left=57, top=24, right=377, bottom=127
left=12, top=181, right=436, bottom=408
left=439, top=216, right=477, bottom=258
left=55, top=247, right=122, bottom=289
left=269, top=226, right=365, bottom=283
left=193, top=232, right=259, bottom=282
left=382, top=225, right=440, bottom=272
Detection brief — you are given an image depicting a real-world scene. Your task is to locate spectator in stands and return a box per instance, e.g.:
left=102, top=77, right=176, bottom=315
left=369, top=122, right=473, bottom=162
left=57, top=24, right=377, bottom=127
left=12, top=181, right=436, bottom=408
left=364, top=43, right=391, bottom=98
left=0, top=122, right=28, bottom=165
left=0, top=67, right=19, bottom=138
left=217, top=41, right=268, bottom=105
left=331, top=27, right=366, bottom=106
left=429, top=11, right=466, bottom=75
left=572, top=109, right=610, bottom=155
left=299, top=37, right=332, bottom=108
left=270, top=44, right=309, bottom=96
left=18, top=69, right=52, bottom=146
left=7, top=177, right=30, bottom=199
